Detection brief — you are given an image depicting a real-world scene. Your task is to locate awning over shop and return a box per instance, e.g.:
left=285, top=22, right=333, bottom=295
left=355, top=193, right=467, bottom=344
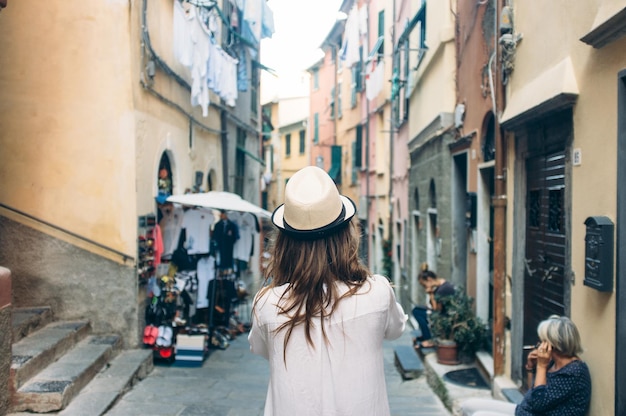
left=237, top=145, right=266, bottom=166
left=500, top=57, right=579, bottom=129
left=167, top=191, right=271, bottom=218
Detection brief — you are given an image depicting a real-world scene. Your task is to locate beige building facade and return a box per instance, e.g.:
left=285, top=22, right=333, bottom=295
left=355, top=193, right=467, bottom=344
left=0, top=0, right=267, bottom=349
left=499, top=1, right=626, bottom=413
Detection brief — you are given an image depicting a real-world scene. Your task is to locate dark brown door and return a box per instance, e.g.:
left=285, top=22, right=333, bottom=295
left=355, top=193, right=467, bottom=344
left=524, top=151, right=567, bottom=340
left=521, top=110, right=572, bottom=391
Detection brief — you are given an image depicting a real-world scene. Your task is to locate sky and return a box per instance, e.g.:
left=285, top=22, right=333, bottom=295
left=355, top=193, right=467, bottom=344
left=259, top=0, right=345, bottom=100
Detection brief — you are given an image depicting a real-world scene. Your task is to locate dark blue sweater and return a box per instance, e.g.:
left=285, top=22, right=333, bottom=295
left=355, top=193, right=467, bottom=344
left=516, top=360, right=591, bottom=416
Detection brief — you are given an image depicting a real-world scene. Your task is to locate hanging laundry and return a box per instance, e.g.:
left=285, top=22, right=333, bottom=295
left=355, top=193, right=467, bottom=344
left=366, top=60, right=385, bottom=101
left=261, top=0, right=274, bottom=39
left=173, top=0, right=193, bottom=68
left=243, top=0, right=262, bottom=44
left=236, top=0, right=274, bottom=54
left=189, top=5, right=211, bottom=116
left=340, top=5, right=360, bottom=67
left=359, top=5, right=369, bottom=62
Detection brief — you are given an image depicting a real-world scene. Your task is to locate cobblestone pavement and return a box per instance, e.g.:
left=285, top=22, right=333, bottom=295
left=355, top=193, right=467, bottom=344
left=105, top=328, right=451, bottom=416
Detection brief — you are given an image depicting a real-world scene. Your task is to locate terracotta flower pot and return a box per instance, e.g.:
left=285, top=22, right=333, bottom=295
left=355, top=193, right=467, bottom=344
left=436, top=340, right=460, bottom=365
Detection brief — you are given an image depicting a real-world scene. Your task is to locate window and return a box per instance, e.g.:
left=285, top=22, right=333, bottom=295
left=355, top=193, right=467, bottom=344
left=414, top=3, right=427, bottom=66
left=299, top=129, right=305, bottom=154
left=351, top=126, right=362, bottom=185
left=313, top=69, right=319, bottom=90
left=330, top=86, right=335, bottom=118
left=354, top=125, right=363, bottom=168
left=314, top=113, right=319, bottom=144
left=285, top=133, right=291, bottom=157
left=329, top=145, right=342, bottom=184
left=351, top=51, right=363, bottom=108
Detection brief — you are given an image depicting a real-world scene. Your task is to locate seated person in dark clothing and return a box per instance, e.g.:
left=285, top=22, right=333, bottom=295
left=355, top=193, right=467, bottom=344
left=460, top=314, right=591, bottom=416
left=411, top=263, right=455, bottom=349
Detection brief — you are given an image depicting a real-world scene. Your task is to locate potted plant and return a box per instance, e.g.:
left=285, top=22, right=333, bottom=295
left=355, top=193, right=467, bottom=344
left=429, top=287, right=487, bottom=364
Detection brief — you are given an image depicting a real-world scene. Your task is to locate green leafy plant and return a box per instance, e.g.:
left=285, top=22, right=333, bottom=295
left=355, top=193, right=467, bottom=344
left=430, top=287, right=487, bottom=361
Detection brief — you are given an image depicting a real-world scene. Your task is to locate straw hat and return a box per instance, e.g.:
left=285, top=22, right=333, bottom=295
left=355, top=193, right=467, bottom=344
left=272, top=166, right=356, bottom=240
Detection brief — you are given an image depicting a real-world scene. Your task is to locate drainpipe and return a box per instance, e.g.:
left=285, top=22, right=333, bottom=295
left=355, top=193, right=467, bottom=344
left=492, top=0, right=507, bottom=377
left=389, top=0, right=397, bottom=287
left=221, top=109, right=229, bottom=192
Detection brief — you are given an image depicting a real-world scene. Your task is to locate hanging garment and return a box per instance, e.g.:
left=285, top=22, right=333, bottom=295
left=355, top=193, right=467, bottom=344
left=366, top=61, right=385, bottom=101
left=159, top=205, right=185, bottom=258
left=339, top=5, right=360, bottom=67
left=196, top=256, right=215, bottom=309
left=260, top=0, right=274, bottom=39
left=212, top=219, right=239, bottom=269
left=151, top=224, right=164, bottom=266
left=189, top=5, right=211, bottom=116
left=208, top=278, right=237, bottom=327
left=233, top=212, right=256, bottom=262
left=182, top=208, right=214, bottom=255
left=173, top=0, right=193, bottom=67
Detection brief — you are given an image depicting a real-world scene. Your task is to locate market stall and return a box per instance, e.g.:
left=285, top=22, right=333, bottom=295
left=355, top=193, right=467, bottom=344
left=142, top=192, right=270, bottom=364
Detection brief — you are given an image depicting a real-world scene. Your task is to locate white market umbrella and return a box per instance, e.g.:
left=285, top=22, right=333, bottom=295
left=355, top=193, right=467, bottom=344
left=166, top=191, right=272, bottom=219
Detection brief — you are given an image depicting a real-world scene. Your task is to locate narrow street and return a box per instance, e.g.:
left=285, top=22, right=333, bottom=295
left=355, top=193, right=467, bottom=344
left=105, top=328, right=450, bottom=416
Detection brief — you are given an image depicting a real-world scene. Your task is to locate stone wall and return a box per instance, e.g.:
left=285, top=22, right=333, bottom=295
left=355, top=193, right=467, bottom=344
left=0, top=216, right=140, bottom=348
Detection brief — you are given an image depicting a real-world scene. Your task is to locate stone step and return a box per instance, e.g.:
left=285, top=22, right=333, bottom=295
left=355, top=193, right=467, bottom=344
left=502, top=388, right=524, bottom=404
left=11, top=334, right=122, bottom=413
left=11, top=320, right=91, bottom=391
left=394, top=345, right=425, bottom=380
left=12, top=307, right=53, bottom=344
left=58, top=349, right=154, bottom=416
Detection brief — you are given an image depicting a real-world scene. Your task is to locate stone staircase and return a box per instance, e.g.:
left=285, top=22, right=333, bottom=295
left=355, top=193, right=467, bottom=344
left=9, top=307, right=153, bottom=415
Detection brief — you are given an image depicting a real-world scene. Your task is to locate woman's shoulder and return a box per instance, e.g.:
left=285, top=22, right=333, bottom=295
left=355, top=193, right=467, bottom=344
left=367, top=274, right=393, bottom=289
left=556, top=359, right=591, bottom=380
left=568, top=359, right=590, bottom=374
left=253, top=284, right=288, bottom=304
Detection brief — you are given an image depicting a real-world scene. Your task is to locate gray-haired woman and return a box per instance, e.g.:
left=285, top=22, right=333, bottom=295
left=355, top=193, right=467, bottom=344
left=461, top=314, right=591, bottom=416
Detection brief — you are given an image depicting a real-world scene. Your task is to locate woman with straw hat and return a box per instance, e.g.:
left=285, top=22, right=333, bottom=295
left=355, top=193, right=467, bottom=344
left=249, top=166, right=407, bottom=416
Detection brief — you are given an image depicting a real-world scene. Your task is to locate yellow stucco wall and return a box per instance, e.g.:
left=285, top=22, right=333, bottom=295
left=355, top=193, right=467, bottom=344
left=503, top=1, right=623, bottom=413
left=408, top=4, right=456, bottom=139
left=0, top=0, right=137, bottom=256
left=0, top=0, right=223, bottom=257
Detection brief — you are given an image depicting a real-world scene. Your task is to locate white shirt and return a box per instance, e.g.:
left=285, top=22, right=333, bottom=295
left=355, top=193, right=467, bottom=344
left=233, top=212, right=256, bottom=261
left=249, top=274, right=407, bottom=416
left=181, top=209, right=214, bottom=255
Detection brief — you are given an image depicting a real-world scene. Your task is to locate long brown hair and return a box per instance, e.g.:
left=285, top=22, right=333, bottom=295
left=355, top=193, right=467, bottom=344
left=255, top=220, right=370, bottom=355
